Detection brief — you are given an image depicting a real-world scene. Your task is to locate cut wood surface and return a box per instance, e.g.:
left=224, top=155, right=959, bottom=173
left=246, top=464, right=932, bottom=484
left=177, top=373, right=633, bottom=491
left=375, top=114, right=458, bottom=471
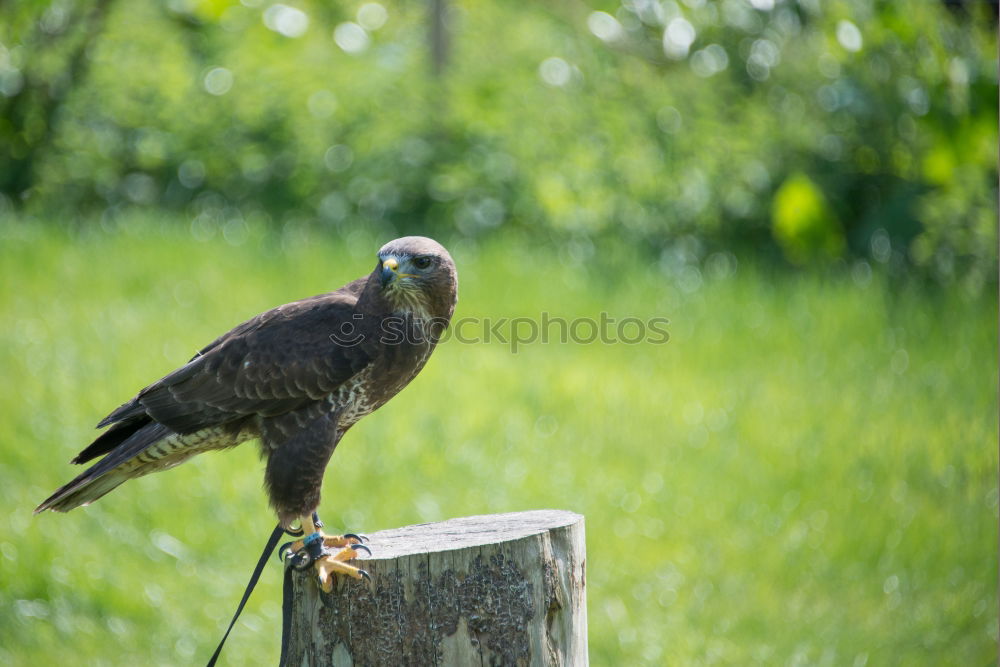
left=282, top=509, right=587, bottom=666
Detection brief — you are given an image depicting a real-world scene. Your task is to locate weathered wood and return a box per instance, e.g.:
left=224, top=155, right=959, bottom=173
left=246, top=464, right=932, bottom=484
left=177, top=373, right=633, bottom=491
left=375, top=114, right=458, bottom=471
left=283, top=510, right=587, bottom=666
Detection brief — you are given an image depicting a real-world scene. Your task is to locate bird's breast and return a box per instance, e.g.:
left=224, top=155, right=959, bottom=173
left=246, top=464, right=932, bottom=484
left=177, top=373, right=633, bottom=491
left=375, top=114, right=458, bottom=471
left=330, top=367, right=377, bottom=428
left=330, top=341, right=435, bottom=429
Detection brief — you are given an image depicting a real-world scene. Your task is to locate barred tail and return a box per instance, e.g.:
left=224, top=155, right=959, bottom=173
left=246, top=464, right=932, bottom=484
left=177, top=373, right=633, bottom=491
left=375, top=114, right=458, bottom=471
left=34, top=422, right=173, bottom=513
left=34, top=471, right=130, bottom=513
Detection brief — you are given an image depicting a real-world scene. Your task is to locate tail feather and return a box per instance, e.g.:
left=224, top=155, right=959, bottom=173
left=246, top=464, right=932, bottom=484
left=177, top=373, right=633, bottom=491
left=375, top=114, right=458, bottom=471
left=35, top=472, right=130, bottom=513
left=71, top=415, right=151, bottom=465
left=35, top=422, right=173, bottom=514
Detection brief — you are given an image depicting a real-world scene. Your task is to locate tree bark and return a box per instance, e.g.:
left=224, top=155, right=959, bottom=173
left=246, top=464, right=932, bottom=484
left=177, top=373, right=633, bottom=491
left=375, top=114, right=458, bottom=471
left=282, top=509, right=587, bottom=666
left=428, top=0, right=449, bottom=77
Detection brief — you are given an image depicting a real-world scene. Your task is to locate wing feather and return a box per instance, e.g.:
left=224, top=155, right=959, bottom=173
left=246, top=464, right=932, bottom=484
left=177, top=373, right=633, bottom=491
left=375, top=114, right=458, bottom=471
left=99, top=290, right=374, bottom=436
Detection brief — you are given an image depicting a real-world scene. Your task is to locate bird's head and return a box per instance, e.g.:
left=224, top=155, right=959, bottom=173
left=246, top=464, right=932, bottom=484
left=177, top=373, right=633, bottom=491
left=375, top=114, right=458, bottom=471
left=373, top=236, right=458, bottom=321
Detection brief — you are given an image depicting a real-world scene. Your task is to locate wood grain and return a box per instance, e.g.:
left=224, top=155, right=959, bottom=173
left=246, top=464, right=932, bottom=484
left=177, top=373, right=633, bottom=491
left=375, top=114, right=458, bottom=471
left=282, top=509, right=587, bottom=666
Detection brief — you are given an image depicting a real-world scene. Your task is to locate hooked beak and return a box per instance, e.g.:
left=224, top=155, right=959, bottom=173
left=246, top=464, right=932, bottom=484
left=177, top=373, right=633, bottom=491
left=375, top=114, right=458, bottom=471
left=380, top=257, right=399, bottom=287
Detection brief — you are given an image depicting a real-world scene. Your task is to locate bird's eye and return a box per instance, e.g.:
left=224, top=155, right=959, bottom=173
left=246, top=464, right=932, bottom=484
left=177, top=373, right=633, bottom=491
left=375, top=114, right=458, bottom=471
left=413, top=256, right=432, bottom=270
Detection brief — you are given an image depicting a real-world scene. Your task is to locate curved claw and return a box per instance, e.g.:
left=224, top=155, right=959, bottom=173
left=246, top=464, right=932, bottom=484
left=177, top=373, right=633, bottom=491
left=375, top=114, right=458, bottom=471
left=359, top=569, right=371, bottom=581
left=312, top=511, right=324, bottom=529
left=351, top=544, right=372, bottom=557
left=278, top=541, right=296, bottom=562
left=344, top=533, right=369, bottom=544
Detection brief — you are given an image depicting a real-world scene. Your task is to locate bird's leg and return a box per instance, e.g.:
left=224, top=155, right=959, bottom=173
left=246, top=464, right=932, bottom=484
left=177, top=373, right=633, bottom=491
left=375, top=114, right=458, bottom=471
left=286, top=513, right=369, bottom=551
left=285, top=513, right=370, bottom=592
left=310, top=511, right=368, bottom=550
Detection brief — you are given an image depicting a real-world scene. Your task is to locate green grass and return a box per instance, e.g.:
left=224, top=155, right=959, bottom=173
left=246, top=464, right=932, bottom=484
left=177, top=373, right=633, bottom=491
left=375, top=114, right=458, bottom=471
left=0, top=217, right=995, bottom=665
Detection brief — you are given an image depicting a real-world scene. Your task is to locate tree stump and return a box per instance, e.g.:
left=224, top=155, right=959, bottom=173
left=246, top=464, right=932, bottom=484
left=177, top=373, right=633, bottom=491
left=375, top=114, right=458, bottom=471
left=282, top=509, right=587, bottom=666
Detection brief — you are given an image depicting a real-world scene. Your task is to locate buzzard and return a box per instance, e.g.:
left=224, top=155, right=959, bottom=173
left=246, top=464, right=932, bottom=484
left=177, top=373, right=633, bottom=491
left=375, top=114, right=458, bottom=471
left=36, top=236, right=457, bottom=589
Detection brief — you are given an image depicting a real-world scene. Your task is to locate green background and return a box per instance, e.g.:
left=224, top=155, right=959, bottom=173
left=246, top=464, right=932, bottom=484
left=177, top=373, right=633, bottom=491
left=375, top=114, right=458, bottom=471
left=1, top=0, right=997, bottom=664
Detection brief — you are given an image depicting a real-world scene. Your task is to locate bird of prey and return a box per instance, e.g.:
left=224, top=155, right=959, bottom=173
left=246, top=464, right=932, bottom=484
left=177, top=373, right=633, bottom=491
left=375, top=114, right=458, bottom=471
left=36, top=236, right=458, bottom=590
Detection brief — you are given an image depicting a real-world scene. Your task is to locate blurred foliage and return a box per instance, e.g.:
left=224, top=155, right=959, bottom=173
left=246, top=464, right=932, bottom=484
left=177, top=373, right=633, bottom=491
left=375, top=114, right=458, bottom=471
left=772, top=172, right=844, bottom=264
left=0, top=0, right=996, bottom=287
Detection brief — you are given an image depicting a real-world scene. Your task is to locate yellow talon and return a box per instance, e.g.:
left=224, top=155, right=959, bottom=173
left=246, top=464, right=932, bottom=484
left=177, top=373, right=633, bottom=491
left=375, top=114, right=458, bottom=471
left=316, top=549, right=366, bottom=592
left=294, top=514, right=367, bottom=592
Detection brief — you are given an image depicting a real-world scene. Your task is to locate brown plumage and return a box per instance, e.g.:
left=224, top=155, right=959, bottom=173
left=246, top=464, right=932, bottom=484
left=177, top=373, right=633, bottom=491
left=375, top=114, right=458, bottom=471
left=36, top=236, right=458, bottom=530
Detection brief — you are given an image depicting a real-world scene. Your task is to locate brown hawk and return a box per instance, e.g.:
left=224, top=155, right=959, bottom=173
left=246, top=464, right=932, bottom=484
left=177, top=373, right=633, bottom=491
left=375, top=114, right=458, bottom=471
left=35, top=236, right=457, bottom=589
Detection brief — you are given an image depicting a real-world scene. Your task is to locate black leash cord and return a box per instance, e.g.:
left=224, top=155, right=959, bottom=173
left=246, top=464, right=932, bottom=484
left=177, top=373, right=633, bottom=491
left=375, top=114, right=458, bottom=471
left=279, top=554, right=294, bottom=665
left=206, top=523, right=285, bottom=667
